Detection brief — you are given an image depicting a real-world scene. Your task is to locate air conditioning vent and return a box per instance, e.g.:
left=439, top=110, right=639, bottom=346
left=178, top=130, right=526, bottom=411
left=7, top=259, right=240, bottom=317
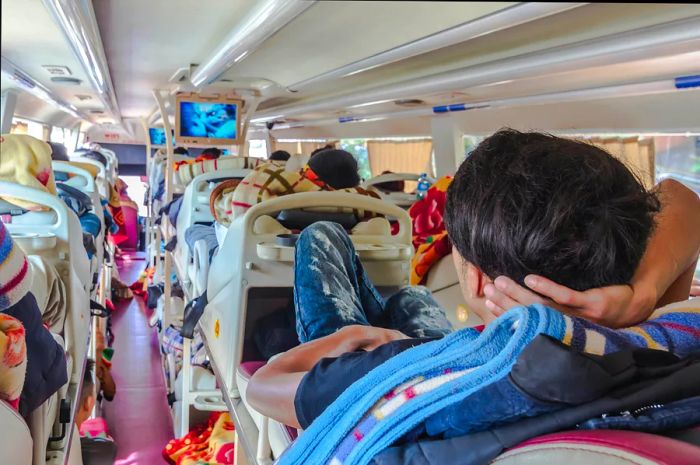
left=51, top=76, right=82, bottom=85
left=394, top=99, right=425, bottom=107
left=43, top=65, right=72, bottom=76
left=12, top=70, right=35, bottom=89
left=75, top=94, right=93, bottom=101
left=89, top=109, right=105, bottom=114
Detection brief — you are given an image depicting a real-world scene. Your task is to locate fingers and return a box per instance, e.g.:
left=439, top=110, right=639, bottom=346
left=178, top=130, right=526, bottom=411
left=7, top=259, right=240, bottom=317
left=523, top=275, right=584, bottom=307
left=484, top=283, right=517, bottom=316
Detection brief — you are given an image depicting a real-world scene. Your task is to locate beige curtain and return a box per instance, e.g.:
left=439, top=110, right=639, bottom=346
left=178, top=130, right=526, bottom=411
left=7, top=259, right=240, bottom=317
left=271, top=140, right=337, bottom=157
left=587, top=137, right=656, bottom=188
left=367, top=139, right=433, bottom=177
left=271, top=141, right=300, bottom=155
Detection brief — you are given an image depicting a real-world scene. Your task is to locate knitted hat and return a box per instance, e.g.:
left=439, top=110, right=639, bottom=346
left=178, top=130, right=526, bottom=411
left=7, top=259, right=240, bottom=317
left=0, top=221, right=31, bottom=311
left=307, top=149, right=360, bottom=189
left=0, top=134, right=57, bottom=211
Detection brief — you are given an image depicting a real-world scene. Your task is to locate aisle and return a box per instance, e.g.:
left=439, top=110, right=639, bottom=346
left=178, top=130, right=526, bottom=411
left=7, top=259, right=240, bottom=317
left=103, top=255, right=173, bottom=465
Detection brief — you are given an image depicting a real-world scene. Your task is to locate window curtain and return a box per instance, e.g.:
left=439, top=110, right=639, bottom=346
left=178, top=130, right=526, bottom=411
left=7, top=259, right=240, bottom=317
left=366, top=139, right=433, bottom=177
left=587, top=137, right=656, bottom=188
left=271, top=141, right=337, bottom=156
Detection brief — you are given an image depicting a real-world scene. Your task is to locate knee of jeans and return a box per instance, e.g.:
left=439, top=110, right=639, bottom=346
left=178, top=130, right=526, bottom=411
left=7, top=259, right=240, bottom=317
left=297, top=221, right=351, bottom=253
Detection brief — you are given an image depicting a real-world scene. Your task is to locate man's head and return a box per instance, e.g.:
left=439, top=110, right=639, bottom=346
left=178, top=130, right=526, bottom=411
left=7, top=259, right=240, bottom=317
left=270, top=150, right=291, bottom=162
left=307, top=149, right=360, bottom=189
left=445, top=129, right=659, bottom=323
left=75, top=359, right=96, bottom=427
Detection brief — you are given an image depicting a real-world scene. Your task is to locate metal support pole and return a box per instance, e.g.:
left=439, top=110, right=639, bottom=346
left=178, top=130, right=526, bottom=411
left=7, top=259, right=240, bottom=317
left=431, top=115, right=463, bottom=176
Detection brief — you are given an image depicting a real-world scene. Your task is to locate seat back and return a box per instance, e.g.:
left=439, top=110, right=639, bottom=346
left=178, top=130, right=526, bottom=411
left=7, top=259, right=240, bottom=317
left=203, top=191, right=413, bottom=393
left=0, top=400, right=32, bottom=465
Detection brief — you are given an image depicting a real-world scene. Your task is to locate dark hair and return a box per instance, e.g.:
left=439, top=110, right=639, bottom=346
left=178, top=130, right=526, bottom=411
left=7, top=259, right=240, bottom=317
left=307, top=149, right=360, bottom=189
left=174, top=146, right=189, bottom=155
left=201, top=148, right=222, bottom=158
left=47, top=142, right=69, bottom=161
left=374, top=171, right=405, bottom=193
left=81, top=359, right=95, bottom=404
left=310, top=144, right=335, bottom=157
left=445, top=129, right=660, bottom=291
left=82, top=150, right=108, bottom=168
left=270, top=150, right=291, bottom=162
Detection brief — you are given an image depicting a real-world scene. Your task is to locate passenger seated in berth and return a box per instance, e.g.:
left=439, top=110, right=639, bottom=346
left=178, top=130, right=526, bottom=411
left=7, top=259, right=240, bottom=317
left=174, top=146, right=189, bottom=156
left=247, top=129, right=700, bottom=430
left=200, top=147, right=222, bottom=159
left=76, top=360, right=117, bottom=465
left=226, top=148, right=371, bottom=223
left=0, top=221, right=68, bottom=417
left=270, top=150, right=292, bottom=162
left=48, top=141, right=70, bottom=162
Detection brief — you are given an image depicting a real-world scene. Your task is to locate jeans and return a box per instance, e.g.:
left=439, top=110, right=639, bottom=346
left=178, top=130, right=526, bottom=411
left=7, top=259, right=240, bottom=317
left=293, top=222, right=453, bottom=343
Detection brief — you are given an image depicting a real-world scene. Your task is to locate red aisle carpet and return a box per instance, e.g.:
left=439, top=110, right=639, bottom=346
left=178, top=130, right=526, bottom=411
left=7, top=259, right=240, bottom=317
left=103, top=253, right=173, bottom=465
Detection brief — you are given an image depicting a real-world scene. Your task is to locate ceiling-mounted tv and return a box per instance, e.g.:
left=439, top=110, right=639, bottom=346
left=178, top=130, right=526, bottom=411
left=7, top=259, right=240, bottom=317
left=175, top=93, right=241, bottom=146
left=148, top=127, right=175, bottom=146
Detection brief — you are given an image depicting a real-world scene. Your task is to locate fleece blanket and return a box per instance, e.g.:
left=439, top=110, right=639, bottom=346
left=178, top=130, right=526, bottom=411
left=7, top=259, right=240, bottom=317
left=408, top=177, right=452, bottom=285
left=174, top=156, right=269, bottom=185
left=163, top=411, right=235, bottom=465
left=276, top=299, right=700, bottom=465
left=225, top=163, right=381, bottom=225
left=0, top=134, right=57, bottom=211
left=0, top=313, right=26, bottom=408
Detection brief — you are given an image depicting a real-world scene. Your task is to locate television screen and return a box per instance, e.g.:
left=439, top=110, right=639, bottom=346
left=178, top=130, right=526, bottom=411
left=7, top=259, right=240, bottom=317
left=175, top=94, right=241, bottom=145
left=148, top=127, right=174, bottom=146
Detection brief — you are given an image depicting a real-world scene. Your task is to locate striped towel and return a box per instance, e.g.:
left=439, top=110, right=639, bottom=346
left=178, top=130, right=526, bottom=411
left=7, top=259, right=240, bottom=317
left=0, top=221, right=31, bottom=311
left=276, top=300, right=700, bottom=465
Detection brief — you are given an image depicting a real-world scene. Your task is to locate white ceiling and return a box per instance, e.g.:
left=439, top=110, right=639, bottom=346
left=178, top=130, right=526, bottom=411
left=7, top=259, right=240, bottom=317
left=2, top=1, right=699, bottom=140
left=1, top=0, right=103, bottom=117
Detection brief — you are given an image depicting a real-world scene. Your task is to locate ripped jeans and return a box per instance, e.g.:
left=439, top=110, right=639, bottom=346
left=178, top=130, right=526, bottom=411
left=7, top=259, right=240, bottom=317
left=294, top=222, right=453, bottom=343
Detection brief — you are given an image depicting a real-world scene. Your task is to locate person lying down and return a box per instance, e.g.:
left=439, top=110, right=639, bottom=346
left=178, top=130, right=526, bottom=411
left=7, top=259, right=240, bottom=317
left=247, top=130, right=700, bottom=443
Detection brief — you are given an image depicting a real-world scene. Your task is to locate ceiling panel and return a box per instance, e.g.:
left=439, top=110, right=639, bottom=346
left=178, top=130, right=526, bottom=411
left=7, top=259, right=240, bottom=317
left=92, top=0, right=258, bottom=119
left=253, top=3, right=700, bottom=115
left=1, top=0, right=104, bottom=114
left=226, top=1, right=514, bottom=88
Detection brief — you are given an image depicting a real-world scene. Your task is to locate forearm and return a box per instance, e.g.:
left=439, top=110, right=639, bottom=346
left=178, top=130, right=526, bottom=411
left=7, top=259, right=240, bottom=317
left=247, top=326, right=366, bottom=427
left=268, top=325, right=366, bottom=373
left=630, top=179, right=700, bottom=315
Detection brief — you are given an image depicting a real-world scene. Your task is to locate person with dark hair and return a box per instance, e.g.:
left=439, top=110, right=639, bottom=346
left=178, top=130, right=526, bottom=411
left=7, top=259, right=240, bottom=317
left=47, top=141, right=69, bottom=161
left=200, top=147, right=222, bottom=159
left=173, top=146, right=189, bottom=155
left=269, top=150, right=291, bottom=162
left=76, top=359, right=117, bottom=465
left=305, top=148, right=360, bottom=189
left=228, top=148, right=368, bottom=221
left=247, top=129, right=700, bottom=429
left=310, top=144, right=334, bottom=157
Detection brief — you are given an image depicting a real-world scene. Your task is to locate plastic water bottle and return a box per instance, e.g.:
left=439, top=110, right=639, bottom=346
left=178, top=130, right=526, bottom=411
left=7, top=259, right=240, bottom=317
left=416, top=173, right=431, bottom=200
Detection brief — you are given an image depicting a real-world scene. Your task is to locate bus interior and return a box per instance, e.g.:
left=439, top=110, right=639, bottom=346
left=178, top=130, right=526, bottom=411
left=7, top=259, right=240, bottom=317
left=1, top=2, right=699, bottom=465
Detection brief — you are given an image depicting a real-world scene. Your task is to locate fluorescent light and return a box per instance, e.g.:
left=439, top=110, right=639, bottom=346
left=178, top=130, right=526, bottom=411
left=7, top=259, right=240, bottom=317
left=349, top=99, right=393, bottom=109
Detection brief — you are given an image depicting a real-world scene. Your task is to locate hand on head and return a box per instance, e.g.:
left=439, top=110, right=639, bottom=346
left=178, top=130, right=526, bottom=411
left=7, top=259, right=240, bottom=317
left=483, top=275, right=635, bottom=328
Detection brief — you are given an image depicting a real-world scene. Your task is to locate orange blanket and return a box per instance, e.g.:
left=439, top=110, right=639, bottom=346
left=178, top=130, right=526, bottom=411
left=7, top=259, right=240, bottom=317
left=163, top=412, right=235, bottom=465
